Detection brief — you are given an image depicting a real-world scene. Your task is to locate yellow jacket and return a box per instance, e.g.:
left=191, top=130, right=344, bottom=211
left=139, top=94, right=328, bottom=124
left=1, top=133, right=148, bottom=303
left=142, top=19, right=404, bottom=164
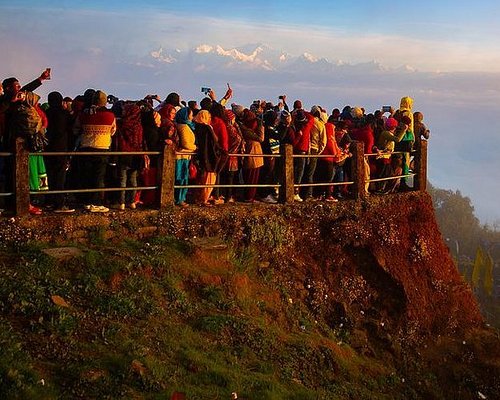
left=176, top=123, right=196, bottom=160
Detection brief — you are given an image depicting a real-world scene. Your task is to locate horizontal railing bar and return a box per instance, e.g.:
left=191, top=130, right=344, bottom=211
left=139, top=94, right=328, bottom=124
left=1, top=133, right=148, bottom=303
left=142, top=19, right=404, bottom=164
left=0, top=152, right=13, bottom=156
left=34, top=151, right=161, bottom=156
left=177, top=152, right=280, bottom=158
left=368, top=173, right=416, bottom=183
left=173, top=184, right=281, bottom=189
left=294, top=182, right=355, bottom=188
left=30, top=186, right=157, bottom=195
left=0, top=193, right=14, bottom=197
left=365, top=151, right=416, bottom=157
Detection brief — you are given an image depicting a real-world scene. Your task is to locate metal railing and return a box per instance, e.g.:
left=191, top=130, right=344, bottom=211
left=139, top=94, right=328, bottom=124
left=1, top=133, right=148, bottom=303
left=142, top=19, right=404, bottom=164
left=1, top=138, right=428, bottom=215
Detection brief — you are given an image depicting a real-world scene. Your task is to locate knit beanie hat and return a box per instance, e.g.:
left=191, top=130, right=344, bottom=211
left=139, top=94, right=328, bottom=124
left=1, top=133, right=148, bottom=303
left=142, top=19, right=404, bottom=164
left=263, top=110, right=278, bottom=127
left=310, top=105, right=321, bottom=117
left=93, top=90, right=107, bottom=107
left=295, top=110, right=307, bottom=123
left=231, top=103, right=245, bottom=118
left=385, top=117, right=398, bottom=130
left=280, top=110, right=291, bottom=119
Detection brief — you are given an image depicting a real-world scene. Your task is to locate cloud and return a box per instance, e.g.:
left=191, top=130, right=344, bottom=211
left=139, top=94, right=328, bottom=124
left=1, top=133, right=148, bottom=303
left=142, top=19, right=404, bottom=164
left=150, top=47, right=177, bottom=64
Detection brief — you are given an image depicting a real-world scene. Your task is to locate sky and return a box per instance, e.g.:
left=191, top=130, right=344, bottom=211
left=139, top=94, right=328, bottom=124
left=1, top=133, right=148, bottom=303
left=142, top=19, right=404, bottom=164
left=1, top=1, right=500, bottom=223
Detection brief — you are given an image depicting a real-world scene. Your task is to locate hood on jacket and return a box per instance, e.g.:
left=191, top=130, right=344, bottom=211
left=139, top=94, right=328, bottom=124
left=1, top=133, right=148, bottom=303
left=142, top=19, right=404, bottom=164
left=399, top=96, right=413, bottom=111
left=175, top=107, right=192, bottom=125
left=25, top=91, right=40, bottom=107
left=194, top=110, right=212, bottom=125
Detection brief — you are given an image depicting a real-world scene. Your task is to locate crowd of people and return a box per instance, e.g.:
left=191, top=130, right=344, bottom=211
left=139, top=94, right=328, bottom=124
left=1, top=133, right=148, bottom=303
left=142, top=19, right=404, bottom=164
left=0, top=69, right=430, bottom=215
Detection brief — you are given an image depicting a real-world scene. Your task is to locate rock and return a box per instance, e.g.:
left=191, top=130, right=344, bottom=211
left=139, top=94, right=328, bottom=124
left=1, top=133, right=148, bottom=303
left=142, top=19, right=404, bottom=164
left=42, top=247, right=83, bottom=261
left=137, top=226, right=158, bottom=237
left=191, top=236, right=228, bottom=262
left=130, top=359, right=146, bottom=376
left=81, top=369, right=107, bottom=381
left=51, top=295, right=70, bottom=308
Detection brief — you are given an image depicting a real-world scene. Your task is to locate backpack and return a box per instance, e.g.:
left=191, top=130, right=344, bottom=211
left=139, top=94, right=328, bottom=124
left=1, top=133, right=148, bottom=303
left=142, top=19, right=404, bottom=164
left=11, top=101, right=48, bottom=152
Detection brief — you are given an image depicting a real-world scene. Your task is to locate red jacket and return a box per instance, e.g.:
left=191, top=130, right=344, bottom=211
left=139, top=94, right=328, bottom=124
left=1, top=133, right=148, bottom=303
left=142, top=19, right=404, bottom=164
left=293, top=112, right=314, bottom=153
left=211, top=116, right=228, bottom=151
left=323, top=122, right=342, bottom=162
left=349, top=123, right=374, bottom=154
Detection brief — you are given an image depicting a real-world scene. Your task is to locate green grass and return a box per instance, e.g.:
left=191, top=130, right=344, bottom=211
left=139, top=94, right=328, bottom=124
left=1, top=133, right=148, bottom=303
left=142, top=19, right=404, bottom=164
left=0, top=234, right=493, bottom=400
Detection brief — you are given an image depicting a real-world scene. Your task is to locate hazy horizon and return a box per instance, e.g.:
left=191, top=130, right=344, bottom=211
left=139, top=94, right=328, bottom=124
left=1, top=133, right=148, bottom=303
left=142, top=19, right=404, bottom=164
left=2, top=1, right=499, bottom=224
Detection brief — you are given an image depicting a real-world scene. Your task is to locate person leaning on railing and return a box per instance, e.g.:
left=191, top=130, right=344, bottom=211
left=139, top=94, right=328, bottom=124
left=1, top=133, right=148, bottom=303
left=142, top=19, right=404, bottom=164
left=72, top=90, right=116, bottom=213
left=373, top=117, right=405, bottom=194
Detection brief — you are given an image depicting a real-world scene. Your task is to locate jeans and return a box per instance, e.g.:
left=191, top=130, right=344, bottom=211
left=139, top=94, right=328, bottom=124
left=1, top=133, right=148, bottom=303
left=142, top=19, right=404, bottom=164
left=119, top=166, right=138, bottom=204
left=304, top=149, right=319, bottom=198
left=175, top=158, right=189, bottom=204
left=333, top=166, right=344, bottom=196
left=324, top=162, right=337, bottom=196
left=294, top=151, right=306, bottom=191
left=45, top=156, right=68, bottom=208
left=78, top=148, right=109, bottom=205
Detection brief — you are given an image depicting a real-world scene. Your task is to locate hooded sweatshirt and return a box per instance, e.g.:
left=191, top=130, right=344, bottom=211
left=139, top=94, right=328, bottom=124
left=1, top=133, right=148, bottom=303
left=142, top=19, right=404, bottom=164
left=398, top=96, right=414, bottom=133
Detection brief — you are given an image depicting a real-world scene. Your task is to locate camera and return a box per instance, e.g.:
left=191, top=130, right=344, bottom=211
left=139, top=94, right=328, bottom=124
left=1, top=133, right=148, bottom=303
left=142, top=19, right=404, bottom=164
left=107, top=94, right=119, bottom=104
left=279, top=95, right=284, bottom=100
left=382, top=105, right=391, bottom=112
left=201, top=87, right=211, bottom=95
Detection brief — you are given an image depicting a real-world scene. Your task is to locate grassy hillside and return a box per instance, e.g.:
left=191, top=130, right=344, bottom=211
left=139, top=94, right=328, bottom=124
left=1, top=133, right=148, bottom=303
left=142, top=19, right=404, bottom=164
left=0, top=193, right=499, bottom=399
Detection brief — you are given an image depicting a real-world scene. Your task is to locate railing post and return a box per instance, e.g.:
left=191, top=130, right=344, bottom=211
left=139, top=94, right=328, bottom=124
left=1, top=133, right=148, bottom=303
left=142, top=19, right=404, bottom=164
left=414, top=140, right=427, bottom=191
left=157, top=145, right=175, bottom=208
left=14, top=138, right=30, bottom=216
left=351, top=141, right=366, bottom=200
left=279, top=144, right=294, bottom=204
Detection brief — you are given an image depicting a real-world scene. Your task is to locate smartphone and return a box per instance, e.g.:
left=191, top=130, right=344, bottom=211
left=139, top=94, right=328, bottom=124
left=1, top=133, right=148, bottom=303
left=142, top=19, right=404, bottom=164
left=382, top=105, right=391, bottom=112
left=45, top=68, right=51, bottom=80
left=279, top=95, right=284, bottom=100
left=201, top=87, right=211, bottom=95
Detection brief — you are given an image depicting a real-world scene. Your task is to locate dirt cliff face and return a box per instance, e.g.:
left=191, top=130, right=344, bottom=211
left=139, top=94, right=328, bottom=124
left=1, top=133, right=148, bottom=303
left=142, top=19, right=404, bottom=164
left=0, top=192, right=483, bottom=339
left=0, top=191, right=498, bottom=399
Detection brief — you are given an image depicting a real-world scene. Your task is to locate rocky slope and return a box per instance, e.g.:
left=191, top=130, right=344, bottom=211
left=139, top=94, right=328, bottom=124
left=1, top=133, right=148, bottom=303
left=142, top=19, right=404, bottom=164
left=0, top=192, right=498, bottom=399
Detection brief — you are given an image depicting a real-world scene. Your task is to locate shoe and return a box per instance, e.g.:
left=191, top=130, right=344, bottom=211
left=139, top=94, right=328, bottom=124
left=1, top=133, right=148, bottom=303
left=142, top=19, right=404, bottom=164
left=261, top=194, right=278, bottom=204
left=213, top=198, right=225, bottom=205
left=227, top=197, right=235, bottom=203
left=29, top=204, right=42, bottom=215
left=304, top=196, right=316, bottom=202
left=325, top=196, right=338, bottom=202
left=54, top=206, right=75, bottom=213
left=176, top=202, right=189, bottom=208
left=89, top=205, right=109, bottom=213
left=84, top=204, right=92, bottom=210
left=293, top=194, right=303, bottom=202
left=110, top=204, right=125, bottom=211
left=128, top=202, right=137, bottom=210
